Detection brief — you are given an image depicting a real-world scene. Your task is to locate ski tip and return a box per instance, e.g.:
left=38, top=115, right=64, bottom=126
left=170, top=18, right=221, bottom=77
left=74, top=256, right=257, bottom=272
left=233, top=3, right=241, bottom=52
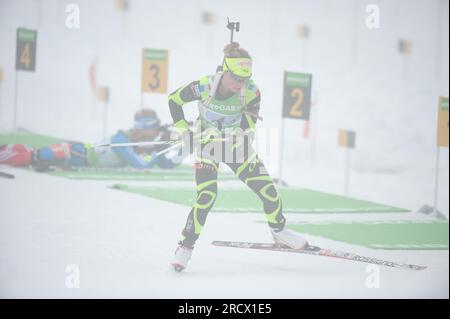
left=411, top=265, right=427, bottom=271
left=0, top=172, right=15, bottom=179
left=111, top=184, right=127, bottom=190
left=171, top=263, right=185, bottom=273
left=211, top=241, right=230, bottom=247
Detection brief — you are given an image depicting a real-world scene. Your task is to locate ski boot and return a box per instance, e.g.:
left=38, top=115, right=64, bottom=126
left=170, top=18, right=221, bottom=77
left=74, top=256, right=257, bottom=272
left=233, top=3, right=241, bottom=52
left=271, top=227, right=309, bottom=250
left=171, top=243, right=193, bottom=272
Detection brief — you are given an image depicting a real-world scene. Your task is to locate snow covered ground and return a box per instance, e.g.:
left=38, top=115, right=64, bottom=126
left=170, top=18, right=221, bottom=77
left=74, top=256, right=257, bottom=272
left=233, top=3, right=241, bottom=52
left=0, top=166, right=448, bottom=299
left=0, top=0, right=449, bottom=298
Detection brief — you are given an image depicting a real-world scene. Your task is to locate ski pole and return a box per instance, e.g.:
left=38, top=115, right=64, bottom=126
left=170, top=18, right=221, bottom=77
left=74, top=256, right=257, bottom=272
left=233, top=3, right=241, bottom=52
left=94, top=131, right=230, bottom=149
left=94, top=140, right=176, bottom=148
left=154, top=136, right=231, bottom=157
left=154, top=140, right=184, bottom=157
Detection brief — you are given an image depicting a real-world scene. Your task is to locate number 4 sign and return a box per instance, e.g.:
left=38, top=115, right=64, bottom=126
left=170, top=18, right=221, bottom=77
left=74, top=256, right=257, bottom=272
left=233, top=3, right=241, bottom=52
left=141, top=48, right=169, bottom=94
left=14, top=28, right=38, bottom=129
left=282, top=72, right=312, bottom=120
left=16, top=28, right=37, bottom=72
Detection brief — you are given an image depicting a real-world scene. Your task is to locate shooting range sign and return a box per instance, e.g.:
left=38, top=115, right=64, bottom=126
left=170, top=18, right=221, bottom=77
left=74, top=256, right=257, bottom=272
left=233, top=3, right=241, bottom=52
left=97, top=87, right=110, bottom=103
left=297, top=25, right=310, bottom=39
left=202, top=11, right=215, bottom=24
left=141, top=48, right=168, bottom=94
left=398, top=39, right=412, bottom=56
left=115, top=0, right=129, bottom=12
left=16, top=28, right=37, bottom=72
left=437, top=96, right=449, bottom=147
left=282, top=72, right=312, bottom=120
left=339, top=129, right=356, bottom=149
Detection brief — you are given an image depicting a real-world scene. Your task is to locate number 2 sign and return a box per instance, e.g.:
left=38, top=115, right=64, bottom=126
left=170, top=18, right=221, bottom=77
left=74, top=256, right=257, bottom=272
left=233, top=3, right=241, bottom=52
left=282, top=72, right=312, bottom=120
left=141, top=48, right=168, bottom=94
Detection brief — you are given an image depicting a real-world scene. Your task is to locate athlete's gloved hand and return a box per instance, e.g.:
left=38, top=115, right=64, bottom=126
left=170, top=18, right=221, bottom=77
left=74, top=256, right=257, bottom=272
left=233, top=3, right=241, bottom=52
left=173, top=119, right=195, bottom=154
left=174, top=119, right=190, bottom=134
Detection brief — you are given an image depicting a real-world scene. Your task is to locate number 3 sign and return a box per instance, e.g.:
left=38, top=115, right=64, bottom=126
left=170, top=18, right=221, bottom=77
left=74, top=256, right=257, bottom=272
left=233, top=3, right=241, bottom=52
left=282, top=72, right=312, bottom=120
left=141, top=48, right=169, bottom=94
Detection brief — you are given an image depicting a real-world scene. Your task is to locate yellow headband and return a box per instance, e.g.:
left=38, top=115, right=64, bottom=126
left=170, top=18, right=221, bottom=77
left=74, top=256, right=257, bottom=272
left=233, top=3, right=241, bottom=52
left=222, top=57, right=252, bottom=78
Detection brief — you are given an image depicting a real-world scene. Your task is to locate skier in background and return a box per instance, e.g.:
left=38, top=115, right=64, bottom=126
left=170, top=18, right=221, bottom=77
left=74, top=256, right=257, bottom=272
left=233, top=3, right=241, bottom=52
left=0, top=108, right=184, bottom=171
left=168, top=42, right=309, bottom=272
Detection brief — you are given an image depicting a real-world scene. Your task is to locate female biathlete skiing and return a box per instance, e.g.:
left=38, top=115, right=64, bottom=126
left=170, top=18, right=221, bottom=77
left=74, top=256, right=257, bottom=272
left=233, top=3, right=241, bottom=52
left=168, top=42, right=308, bottom=272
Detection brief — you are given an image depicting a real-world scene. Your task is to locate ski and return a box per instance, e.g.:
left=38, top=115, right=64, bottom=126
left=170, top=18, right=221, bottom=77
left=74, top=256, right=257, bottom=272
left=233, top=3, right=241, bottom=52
left=211, top=241, right=427, bottom=271
left=0, top=171, right=15, bottom=179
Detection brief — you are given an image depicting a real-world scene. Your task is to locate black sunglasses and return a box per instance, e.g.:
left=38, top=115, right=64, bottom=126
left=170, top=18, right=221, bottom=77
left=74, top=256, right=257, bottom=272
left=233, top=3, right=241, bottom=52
left=229, top=72, right=249, bottom=83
